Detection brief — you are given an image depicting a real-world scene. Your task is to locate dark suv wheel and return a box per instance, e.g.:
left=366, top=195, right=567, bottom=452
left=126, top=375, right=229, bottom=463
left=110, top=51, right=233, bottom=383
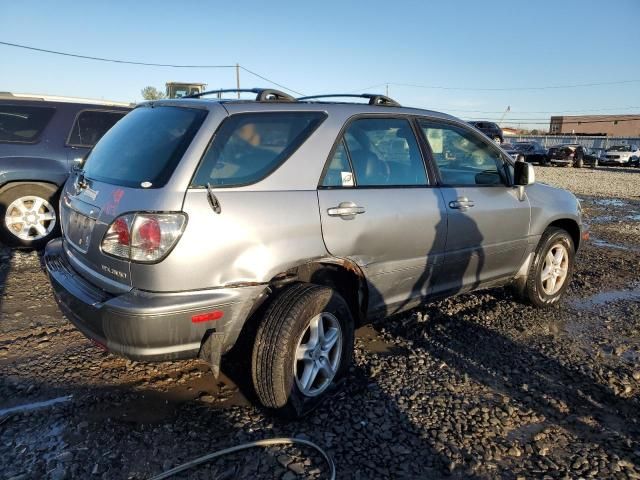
left=251, top=283, right=354, bottom=417
left=0, top=184, right=60, bottom=248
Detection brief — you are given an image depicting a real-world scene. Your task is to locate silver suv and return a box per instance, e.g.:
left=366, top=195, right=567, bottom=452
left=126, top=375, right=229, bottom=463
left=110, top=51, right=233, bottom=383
left=45, top=89, right=586, bottom=417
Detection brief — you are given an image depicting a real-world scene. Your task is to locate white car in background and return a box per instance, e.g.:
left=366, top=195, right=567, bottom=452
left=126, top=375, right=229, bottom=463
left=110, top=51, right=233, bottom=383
left=603, top=144, right=640, bottom=166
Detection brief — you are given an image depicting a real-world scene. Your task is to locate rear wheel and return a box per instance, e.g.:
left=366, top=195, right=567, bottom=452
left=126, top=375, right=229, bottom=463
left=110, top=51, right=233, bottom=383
left=0, top=184, right=59, bottom=248
left=252, top=283, right=354, bottom=417
left=521, top=227, right=575, bottom=308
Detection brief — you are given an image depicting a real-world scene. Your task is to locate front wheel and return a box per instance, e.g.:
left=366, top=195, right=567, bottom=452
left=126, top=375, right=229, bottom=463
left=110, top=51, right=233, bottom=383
left=493, top=136, right=502, bottom=144
left=252, top=283, right=354, bottom=417
left=521, top=227, right=575, bottom=308
left=0, top=184, right=60, bottom=248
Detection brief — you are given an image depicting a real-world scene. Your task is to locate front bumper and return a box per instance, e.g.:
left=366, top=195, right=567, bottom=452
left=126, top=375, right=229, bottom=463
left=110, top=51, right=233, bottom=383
left=44, top=238, right=264, bottom=362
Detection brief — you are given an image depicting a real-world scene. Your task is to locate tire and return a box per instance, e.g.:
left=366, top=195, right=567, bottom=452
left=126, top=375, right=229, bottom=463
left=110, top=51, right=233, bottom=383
left=521, top=227, right=575, bottom=308
left=252, top=283, right=354, bottom=418
left=0, top=184, right=60, bottom=249
left=517, top=154, right=525, bottom=163
left=574, top=158, right=583, bottom=168
left=493, top=136, right=502, bottom=144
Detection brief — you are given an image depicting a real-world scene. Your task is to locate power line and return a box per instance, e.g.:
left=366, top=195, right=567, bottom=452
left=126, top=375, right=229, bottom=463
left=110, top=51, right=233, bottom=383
left=0, top=40, right=236, bottom=68
left=239, top=66, right=305, bottom=96
left=387, top=80, right=640, bottom=92
left=0, top=40, right=305, bottom=97
left=443, top=106, right=640, bottom=114
left=463, top=117, right=640, bottom=125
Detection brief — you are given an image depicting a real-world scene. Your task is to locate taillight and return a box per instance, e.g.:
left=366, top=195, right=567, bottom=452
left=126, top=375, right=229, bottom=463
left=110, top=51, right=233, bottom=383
left=102, top=213, right=186, bottom=263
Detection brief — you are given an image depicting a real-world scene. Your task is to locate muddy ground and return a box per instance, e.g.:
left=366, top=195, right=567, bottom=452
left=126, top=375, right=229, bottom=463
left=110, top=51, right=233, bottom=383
left=1, top=166, right=639, bottom=479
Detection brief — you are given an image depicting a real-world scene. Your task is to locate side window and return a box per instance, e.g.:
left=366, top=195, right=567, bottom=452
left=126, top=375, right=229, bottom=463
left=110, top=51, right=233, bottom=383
left=193, top=112, right=326, bottom=187
left=0, top=105, right=55, bottom=143
left=322, top=140, right=354, bottom=187
left=419, top=120, right=507, bottom=186
left=68, top=110, right=127, bottom=147
left=334, top=117, right=427, bottom=187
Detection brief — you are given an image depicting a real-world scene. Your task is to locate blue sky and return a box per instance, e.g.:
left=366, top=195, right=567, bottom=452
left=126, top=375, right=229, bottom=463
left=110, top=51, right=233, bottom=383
left=2, top=0, right=639, bottom=128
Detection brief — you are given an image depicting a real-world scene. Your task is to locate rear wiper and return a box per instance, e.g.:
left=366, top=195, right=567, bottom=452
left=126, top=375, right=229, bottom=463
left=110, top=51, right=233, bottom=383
left=206, top=182, right=221, bottom=214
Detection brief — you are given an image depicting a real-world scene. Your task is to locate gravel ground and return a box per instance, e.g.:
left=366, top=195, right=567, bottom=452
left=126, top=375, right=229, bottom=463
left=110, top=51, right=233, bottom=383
left=1, top=166, right=639, bottom=480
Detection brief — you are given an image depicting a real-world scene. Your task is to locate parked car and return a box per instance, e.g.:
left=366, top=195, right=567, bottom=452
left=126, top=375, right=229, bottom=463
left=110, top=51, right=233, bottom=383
left=547, top=144, right=596, bottom=168
left=468, top=121, right=504, bottom=144
left=602, top=144, right=640, bottom=166
left=0, top=93, right=131, bottom=247
left=44, top=89, right=585, bottom=417
left=512, top=142, right=549, bottom=165
left=500, top=143, right=526, bottom=163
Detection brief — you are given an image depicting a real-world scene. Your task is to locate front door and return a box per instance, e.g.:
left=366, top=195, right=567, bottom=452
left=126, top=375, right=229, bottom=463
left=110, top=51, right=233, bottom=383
left=417, top=119, right=530, bottom=295
left=317, top=117, right=447, bottom=317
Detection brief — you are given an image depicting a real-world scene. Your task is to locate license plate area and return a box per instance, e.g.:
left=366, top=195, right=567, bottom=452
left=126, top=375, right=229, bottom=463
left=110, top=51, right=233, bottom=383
left=65, top=209, right=96, bottom=253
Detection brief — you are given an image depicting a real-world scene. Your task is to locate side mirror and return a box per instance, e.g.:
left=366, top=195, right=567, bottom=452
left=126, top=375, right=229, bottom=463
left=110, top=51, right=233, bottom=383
left=514, top=161, right=535, bottom=186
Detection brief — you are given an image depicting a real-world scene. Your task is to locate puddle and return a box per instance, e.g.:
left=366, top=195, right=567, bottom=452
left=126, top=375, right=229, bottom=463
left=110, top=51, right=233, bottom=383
left=0, top=394, right=73, bottom=416
left=86, top=371, right=249, bottom=424
left=592, top=198, right=629, bottom=207
left=590, top=213, right=640, bottom=224
left=356, top=324, right=395, bottom=354
left=591, top=238, right=640, bottom=253
left=570, top=287, right=640, bottom=311
left=505, top=422, right=547, bottom=443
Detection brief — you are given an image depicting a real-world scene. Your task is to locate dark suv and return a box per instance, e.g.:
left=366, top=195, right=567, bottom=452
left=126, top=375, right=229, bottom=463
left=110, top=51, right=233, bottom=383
left=468, top=121, right=504, bottom=144
left=0, top=93, right=131, bottom=248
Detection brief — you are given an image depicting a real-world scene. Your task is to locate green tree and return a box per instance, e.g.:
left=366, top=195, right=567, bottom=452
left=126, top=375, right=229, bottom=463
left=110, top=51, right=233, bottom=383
left=140, top=86, right=166, bottom=100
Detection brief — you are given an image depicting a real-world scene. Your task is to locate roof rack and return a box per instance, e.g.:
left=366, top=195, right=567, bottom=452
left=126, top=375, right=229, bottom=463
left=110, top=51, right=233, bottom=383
left=297, top=93, right=400, bottom=107
left=184, top=88, right=296, bottom=102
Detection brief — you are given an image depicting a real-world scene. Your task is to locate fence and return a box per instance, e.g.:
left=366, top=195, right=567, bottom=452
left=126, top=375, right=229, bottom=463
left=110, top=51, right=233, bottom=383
left=503, top=135, right=640, bottom=149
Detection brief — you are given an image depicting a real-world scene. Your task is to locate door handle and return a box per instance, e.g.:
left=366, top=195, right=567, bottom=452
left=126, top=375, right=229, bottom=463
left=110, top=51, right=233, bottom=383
left=327, top=201, right=366, bottom=217
left=449, top=197, right=475, bottom=210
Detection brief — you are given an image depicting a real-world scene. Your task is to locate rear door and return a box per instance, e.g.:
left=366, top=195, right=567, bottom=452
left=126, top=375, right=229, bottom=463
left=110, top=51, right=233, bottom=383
left=317, top=116, right=447, bottom=317
left=417, top=119, right=530, bottom=294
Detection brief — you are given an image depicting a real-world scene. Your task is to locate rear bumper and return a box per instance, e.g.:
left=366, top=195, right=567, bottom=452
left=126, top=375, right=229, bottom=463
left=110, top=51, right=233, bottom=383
left=44, top=238, right=264, bottom=362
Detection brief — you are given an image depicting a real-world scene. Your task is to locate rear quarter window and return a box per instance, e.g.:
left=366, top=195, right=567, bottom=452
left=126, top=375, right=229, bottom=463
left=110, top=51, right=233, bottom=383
left=83, top=105, right=207, bottom=188
left=192, top=112, right=326, bottom=187
left=0, top=105, right=55, bottom=143
left=67, top=110, right=127, bottom=147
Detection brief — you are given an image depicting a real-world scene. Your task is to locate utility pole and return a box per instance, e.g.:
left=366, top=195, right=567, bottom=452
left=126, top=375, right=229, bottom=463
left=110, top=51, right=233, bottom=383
left=236, top=63, right=240, bottom=98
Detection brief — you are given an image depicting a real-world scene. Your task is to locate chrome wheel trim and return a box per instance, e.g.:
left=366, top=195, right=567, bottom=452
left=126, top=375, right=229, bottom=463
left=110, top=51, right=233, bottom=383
left=4, top=195, right=56, bottom=241
left=540, top=243, right=569, bottom=295
left=294, top=312, right=343, bottom=398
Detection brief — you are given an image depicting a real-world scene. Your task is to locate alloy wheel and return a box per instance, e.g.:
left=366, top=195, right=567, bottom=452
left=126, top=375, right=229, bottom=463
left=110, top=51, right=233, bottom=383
left=4, top=195, right=56, bottom=241
left=540, top=243, right=569, bottom=295
left=294, top=312, right=343, bottom=397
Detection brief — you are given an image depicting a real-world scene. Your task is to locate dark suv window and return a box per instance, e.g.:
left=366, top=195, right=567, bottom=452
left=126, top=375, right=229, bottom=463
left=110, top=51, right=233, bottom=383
left=84, top=106, right=207, bottom=188
left=67, top=110, right=127, bottom=147
left=193, top=112, right=326, bottom=187
left=322, top=118, right=427, bottom=187
left=0, top=105, right=55, bottom=143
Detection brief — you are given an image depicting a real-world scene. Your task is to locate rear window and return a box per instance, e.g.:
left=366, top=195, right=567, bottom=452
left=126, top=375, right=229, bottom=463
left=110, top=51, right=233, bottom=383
left=0, top=105, right=55, bottom=143
left=83, top=106, right=207, bottom=188
left=67, top=110, right=127, bottom=147
left=192, top=112, right=326, bottom=187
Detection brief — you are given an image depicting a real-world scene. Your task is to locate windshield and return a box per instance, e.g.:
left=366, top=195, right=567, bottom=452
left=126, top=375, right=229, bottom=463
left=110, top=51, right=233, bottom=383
left=84, top=106, right=207, bottom=188
left=607, top=145, right=631, bottom=152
